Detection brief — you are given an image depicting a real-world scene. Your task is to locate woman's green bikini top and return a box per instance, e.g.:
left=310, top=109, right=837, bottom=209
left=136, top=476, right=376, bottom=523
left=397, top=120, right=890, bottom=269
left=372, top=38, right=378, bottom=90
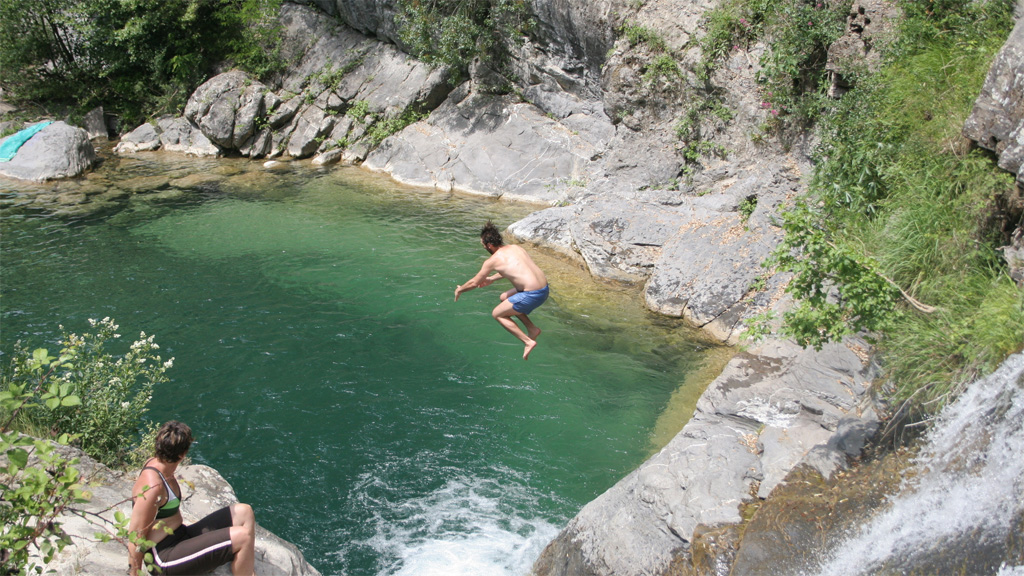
left=142, top=466, right=181, bottom=519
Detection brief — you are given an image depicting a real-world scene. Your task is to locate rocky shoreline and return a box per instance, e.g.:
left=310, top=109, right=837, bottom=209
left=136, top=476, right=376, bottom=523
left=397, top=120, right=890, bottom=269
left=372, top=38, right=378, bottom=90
left=19, top=443, right=320, bottom=576
left=3, top=0, right=1022, bottom=574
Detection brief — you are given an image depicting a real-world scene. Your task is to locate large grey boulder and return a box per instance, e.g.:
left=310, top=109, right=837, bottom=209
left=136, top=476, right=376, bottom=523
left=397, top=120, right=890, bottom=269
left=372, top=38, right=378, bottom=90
left=510, top=160, right=801, bottom=343
left=963, top=7, right=1024, bottom=186
left=364, top=84, right=612, bottom=203
left=0, top=121, right=96, bottom=181
left=532, top=337, right=879, bottom=576
left=185, top=69, right=275, bottom=152
left=82, top=107, right=109, bottom=140
left=31, top=444, right=321, bottom=576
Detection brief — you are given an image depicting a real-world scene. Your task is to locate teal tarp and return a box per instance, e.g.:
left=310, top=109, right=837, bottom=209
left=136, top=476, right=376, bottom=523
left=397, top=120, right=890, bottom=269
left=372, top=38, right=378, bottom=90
left=0, top=121, right=53, bottom=162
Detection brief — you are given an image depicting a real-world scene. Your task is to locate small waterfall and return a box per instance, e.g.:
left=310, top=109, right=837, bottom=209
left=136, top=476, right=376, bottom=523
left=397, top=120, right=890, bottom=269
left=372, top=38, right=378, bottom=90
left=812, top=353, right=1024, bottom=575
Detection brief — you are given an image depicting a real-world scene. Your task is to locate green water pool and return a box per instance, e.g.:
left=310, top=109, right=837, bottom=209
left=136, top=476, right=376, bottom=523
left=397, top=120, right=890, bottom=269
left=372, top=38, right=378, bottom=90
left=0, top=157, right=726, bottom=575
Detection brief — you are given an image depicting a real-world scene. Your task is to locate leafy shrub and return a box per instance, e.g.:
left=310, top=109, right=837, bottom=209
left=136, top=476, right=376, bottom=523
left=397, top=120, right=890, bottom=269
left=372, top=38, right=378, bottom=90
left=0, top=0, right=284, bottom=125
left=620, top=22, right=668, bottom=53
left=366, top=108, right=427, bottom=146
left=760, top=0, right=1021, bottom=412
left=346, top=100, right=372, bottom=121
left=396, top=0, right=533, bottom=78
left=642, top=54, right=683, bottom=86
left=1, top=318, right=167, bottom=575
left=2, top=318, right=170, bottom=467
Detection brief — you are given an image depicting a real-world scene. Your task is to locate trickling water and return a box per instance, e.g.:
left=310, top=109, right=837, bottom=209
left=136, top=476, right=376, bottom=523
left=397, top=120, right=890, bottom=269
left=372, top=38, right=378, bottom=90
left=811, top=353, right=1024, bottom=575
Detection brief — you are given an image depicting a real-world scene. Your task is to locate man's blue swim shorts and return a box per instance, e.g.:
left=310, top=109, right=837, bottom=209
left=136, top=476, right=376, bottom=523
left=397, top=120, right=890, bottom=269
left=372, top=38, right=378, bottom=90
left=508, top=285, right=550, bottom=315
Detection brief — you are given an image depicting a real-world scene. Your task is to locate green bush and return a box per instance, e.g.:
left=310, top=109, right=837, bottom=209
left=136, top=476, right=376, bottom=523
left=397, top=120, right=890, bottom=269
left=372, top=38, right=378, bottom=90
left=1, top=318, right=167, bottom=575
left=0, top=0, right=283, bottom=126
left=396, top=0, right=533, bottom=78
left=2, top=318, right=170, bottom=467
left=761, top=0, right=1021, bottom=412
left=620, top=22, right=668, bottom=53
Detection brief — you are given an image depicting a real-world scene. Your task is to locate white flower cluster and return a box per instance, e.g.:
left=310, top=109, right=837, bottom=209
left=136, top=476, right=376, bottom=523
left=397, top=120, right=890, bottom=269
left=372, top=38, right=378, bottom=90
left=131, top=332, right=159, bottom=351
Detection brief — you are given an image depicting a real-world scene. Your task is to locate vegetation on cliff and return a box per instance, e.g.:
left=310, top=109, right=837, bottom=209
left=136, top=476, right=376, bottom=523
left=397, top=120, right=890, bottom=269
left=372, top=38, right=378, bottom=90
left=396, top=0, right=534, bottom=82
left=746, top=0, right=1022, bottom=417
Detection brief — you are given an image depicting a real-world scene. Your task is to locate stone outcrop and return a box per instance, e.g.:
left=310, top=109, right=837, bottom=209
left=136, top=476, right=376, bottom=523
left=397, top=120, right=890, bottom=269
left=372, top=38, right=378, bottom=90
left=963, top=6, right=1024, bottom=187
left=826, top=0, right=901, bottom=97
left=364, top=84, right=612, bottom=203
left=0, top=121, right=96, bottom=182
left=532, top=337, right=879, bottom=576
left=30, top=444, right=320, bottom=576
left=115, top=3, right=451, bottom=163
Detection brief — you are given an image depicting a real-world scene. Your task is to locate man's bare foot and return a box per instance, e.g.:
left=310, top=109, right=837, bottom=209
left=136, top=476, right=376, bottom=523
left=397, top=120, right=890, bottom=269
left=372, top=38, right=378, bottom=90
left=523, top=339, right=537, bottom=360
left=527, top=326, right=542, bottom=340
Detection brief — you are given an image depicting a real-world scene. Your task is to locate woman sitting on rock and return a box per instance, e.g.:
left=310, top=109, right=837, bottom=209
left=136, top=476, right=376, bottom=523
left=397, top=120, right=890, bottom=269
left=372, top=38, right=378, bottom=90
left=127, top=421, right=256, bottom=575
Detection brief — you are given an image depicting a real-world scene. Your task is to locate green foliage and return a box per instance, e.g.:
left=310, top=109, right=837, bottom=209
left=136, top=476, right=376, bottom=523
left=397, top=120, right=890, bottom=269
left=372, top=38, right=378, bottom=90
left=761, top=0, right=1021, bottom=412
left=0, top=0, right=284, bottom=125
left=2, top=318, right=170, bottom=467
left=0, top=319, right=164, bottom=575
left=698, top=0, right=759, bottom=75
left=366, top=107, right=427, bottom=147
left=396, top=0, right=533, bottom=77
left=738, top=196, right=757, bottom=221
left=0, top=430, right=86, bottom=575
left=346, top=100, right=372, bottom=121
left=764, top=202, right=904, bottom=349
left=642, top=54, right=682, bottom=86
left=697, top=0, right=849, bottom=127
left=620, top=21, right=668, bottom=53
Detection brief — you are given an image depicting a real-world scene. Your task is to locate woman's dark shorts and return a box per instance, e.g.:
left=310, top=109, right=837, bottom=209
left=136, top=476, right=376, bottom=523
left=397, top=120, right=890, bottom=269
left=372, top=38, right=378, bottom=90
left=152, top=506, right=235, bottom=575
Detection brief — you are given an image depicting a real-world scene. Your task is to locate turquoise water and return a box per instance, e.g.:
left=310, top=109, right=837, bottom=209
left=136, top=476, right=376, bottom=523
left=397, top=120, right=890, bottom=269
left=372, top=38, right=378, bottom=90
left=1, top=160, right=721, bottom=575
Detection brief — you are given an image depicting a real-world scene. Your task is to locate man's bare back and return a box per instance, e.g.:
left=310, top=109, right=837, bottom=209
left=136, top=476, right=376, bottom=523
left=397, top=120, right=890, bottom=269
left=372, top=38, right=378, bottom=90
left=483, top=245, right=547, bottom=293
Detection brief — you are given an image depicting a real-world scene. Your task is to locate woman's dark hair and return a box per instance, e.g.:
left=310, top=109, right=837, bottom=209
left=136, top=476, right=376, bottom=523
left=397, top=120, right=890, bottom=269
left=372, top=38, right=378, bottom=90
left=154, top=421, right=193, bottom=463
left=480, top=221, right=504, bottom=247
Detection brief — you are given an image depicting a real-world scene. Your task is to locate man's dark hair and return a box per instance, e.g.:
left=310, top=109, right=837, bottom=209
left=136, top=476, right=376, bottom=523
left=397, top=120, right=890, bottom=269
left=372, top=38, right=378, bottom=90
left=154, top=420, right=193, bottom=463
left=480, top=221, right=504, bottom=247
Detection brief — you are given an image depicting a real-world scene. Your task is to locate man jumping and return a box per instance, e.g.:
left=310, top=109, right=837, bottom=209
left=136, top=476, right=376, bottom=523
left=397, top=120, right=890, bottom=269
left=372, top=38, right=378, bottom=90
left=454, top=221, right=550, bottom=360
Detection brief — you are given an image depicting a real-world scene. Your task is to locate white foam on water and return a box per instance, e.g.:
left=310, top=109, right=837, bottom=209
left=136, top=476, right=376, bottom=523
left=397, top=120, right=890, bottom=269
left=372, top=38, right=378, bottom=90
left=811, top=354, right=1024, bottom=576
left=356, top=475, right=561, bottom=576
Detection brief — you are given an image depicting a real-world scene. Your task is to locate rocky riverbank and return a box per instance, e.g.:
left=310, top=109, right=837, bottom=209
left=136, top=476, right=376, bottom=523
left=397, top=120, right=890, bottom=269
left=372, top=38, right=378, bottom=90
left=3, top=0, right=1022, bottom=574
left=18, top=443, right=320, bottom=576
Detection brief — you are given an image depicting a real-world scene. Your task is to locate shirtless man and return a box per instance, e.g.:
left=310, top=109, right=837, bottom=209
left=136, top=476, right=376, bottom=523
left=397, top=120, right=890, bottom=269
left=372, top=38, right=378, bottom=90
left=455, top=221, right=550, bottom=360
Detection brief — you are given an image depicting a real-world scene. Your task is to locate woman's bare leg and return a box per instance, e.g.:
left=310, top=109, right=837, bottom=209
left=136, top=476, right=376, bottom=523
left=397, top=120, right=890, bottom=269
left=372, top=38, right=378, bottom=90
left=229, top=503, right=256, bottom=576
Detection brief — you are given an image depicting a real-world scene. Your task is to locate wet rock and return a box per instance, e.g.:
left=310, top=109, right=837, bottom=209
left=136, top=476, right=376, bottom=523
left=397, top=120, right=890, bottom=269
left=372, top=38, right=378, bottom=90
left=118, top=174, right=172, bottom=194
left=82, top=106, right=109, bottom=140
left=0, top=121, right=96, bottom=181
left=169, top=172, right=226, bottom=190
left=312, top=148, right=344, bottom=166
left=158, top=117, right=221, bottom=157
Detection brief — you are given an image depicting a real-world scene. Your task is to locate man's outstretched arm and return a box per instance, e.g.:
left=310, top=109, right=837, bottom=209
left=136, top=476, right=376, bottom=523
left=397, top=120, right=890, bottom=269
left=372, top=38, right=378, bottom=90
left=455, top=259, right=500, bottom=301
